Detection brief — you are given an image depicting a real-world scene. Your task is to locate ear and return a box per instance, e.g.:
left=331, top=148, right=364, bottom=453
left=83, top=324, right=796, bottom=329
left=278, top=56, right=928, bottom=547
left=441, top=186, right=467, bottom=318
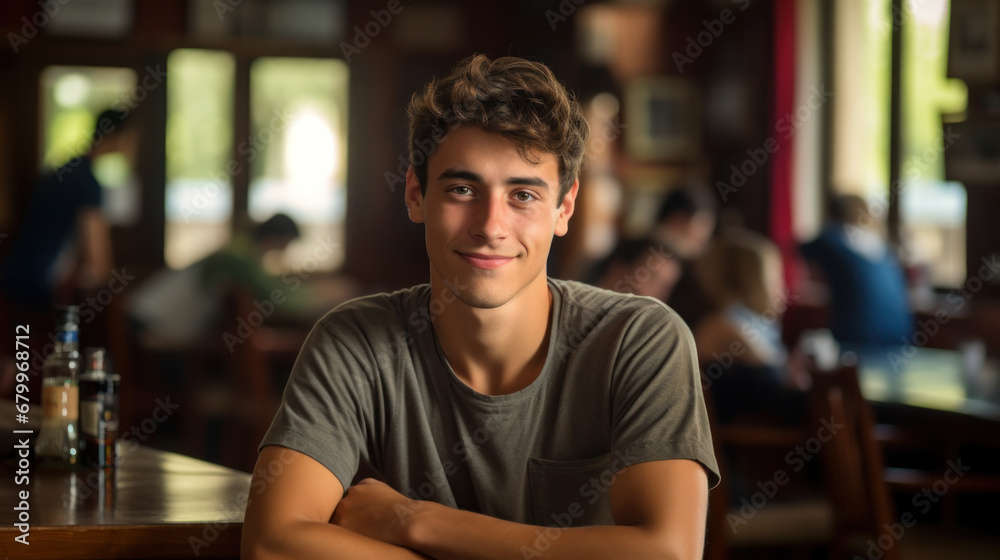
left=404, top=165, right=425, bottom=224
left=553, top=179, right=579, bottom=237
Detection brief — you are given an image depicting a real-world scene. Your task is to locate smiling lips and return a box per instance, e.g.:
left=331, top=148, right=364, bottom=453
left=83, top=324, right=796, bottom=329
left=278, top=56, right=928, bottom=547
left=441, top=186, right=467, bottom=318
left=457, top=252, right=515, bottom=269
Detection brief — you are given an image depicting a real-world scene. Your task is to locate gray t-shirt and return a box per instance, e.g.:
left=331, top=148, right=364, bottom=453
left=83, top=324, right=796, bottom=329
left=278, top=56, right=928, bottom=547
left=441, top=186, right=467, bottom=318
left=260, top=278, right=720, bottom=527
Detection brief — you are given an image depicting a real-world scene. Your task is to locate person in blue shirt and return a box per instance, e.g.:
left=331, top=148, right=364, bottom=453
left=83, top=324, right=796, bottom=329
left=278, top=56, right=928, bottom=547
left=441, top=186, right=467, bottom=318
left=0, top=108, right=133, bottom=310
left=800, top=195, right=915, bottom=349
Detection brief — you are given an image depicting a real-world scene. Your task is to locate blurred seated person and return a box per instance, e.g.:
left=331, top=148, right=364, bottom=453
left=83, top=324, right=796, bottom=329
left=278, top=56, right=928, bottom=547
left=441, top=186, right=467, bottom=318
left=130, top=213, right=332, bottom=346
left=694, top=229, right=807, bottom=425
left=588, top=237, right=678, bottom=300
left=799, top=195, right=914, bottom=351
left=0, top=108, right=136, bottom=310
left=651, top=183, right=717, bottom=329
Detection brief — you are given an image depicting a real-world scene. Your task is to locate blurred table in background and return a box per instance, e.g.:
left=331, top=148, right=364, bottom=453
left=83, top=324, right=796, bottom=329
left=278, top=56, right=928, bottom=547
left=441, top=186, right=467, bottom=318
left=0, top=444, right=249, bottom=559
left=852, top=346, right=1000, bottom=423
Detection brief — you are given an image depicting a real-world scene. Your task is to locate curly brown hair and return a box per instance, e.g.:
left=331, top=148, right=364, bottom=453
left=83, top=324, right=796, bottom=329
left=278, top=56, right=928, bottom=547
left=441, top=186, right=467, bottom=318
left=407, top=54, right=589, bottom=205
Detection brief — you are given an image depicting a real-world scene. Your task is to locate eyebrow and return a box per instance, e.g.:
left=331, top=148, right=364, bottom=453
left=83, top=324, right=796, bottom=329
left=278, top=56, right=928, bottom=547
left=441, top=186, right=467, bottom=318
left=437, top=168, right=550, bottom=189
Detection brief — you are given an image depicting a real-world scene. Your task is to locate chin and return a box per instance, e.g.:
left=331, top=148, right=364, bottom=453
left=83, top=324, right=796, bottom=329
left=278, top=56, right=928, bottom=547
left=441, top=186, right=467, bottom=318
left=452, top=282, right=515, bottom=310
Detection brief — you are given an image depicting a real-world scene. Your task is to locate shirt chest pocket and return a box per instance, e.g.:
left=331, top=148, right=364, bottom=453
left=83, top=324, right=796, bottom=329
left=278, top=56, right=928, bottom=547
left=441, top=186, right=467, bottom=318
left=526, top=452, right=616, bottom=528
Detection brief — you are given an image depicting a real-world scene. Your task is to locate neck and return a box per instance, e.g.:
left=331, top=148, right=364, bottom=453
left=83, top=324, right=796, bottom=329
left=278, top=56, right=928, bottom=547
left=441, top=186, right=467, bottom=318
left=430, top=273, right=552, bottom=396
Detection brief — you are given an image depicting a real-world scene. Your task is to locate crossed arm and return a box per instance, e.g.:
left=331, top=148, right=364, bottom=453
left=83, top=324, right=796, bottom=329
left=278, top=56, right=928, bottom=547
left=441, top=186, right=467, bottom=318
left=241, top=446, right=709, bottom=560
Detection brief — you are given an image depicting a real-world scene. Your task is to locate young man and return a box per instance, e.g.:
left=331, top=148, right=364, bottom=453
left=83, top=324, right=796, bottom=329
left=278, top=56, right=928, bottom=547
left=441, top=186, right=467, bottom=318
left=242, top=54, right=719, bottom=560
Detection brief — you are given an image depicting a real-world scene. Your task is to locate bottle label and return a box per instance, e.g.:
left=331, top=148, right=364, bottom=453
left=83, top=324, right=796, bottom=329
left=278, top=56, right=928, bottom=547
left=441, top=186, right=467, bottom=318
left=81, top=400, right=100, bottom=437
left=42, top=385, right=79, bottom=420
left=55, top=330, right=79, bottom=343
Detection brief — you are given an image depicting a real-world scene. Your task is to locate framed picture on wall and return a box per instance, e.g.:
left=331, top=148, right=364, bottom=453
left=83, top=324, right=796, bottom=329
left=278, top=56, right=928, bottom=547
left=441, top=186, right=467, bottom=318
left=624, top=77, right=701, bottom=161
left=948, top=0, right=1000, bottom=83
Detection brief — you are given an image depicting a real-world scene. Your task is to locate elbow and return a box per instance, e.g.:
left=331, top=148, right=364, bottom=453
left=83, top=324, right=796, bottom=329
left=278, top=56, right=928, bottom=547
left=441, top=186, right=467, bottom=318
left=241, top=526, right=290, bottom=560
left=240, top=537, right=271, bottom=560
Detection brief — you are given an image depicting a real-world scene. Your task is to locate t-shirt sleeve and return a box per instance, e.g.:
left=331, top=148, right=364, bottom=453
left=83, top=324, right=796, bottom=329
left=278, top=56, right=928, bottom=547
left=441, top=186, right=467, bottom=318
left=609, top=304, right=721, bottom=489
left=258, top=316, right=376, bottom=493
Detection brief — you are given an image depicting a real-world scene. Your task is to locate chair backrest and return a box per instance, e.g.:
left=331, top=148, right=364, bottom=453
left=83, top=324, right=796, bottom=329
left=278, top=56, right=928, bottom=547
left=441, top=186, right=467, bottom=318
left=701, top=381, right=731, bottom=560
left=809, top=360, right=899, bottom=559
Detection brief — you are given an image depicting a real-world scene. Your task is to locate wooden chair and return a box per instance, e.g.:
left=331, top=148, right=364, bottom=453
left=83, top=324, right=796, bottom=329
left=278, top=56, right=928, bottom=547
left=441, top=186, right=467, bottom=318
left=808, top=359, right=1000, bottom=559
left=703, top=381, right=833, bottom=560
left=808, top=360, right=900, bottom=559
left=180, top=288, right=306, bottom=471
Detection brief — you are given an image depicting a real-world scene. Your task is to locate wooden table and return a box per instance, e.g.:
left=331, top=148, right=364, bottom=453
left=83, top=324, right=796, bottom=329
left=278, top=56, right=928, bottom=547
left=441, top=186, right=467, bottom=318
left=0, top=444, right=250, bottom=559
left=850, top=345, right=1000, bottom=454
left=852, top=346, right=1000, bottom=420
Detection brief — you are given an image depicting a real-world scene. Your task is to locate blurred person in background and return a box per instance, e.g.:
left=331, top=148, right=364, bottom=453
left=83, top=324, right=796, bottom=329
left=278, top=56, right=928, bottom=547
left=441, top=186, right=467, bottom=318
left=0, top=108, right=136, bottom=398
left=0, top=108, right=135, bottom=310
left=799, top=194, right=914, bottom=351
left=694, top=228, right=808, bottom=425
left=651, top=183, right=718, bottom=330
left=588, top=237, right=679, bottom=300
left=129, top=213, right=314, bottom=345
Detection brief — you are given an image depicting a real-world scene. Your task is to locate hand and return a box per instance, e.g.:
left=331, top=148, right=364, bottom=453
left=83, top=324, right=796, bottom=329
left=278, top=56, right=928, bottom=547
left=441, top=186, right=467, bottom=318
left=330, top=478, right=426, bottom=547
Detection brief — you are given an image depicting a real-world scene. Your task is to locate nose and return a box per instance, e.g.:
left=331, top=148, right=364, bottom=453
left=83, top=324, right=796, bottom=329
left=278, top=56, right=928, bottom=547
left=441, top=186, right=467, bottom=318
left=470, top=193, right=509, bottom=242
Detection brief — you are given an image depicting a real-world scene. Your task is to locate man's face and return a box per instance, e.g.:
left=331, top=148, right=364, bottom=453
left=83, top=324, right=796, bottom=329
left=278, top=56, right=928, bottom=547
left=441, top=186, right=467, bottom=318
left=405, top=125, right=577, bottom=309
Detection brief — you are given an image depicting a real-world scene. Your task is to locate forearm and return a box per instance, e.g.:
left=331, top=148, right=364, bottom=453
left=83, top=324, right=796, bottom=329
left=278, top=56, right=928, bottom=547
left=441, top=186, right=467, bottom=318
left=77, top=209, right=112, bottom=288
left=245, top=519, right=433, bottom=560
left=405, top=502, right=690, bottom=560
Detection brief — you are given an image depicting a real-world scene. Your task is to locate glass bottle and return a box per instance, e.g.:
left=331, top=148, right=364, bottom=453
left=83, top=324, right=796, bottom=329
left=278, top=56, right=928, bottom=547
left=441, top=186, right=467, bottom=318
left=80, top=347, right=120, bottom=468
left=35, top=305, right=81, bottom=467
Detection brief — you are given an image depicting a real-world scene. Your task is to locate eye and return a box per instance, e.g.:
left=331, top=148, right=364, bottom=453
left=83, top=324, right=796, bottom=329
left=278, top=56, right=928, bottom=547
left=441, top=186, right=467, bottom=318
left=514, top=191, right=537, bottom=203
left=450, top=186, right=473, bottom=196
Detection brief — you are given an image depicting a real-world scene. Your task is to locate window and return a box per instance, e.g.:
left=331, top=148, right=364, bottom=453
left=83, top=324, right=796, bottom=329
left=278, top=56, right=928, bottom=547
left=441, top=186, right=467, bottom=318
left=249, top=57, right=349, bottom=272
left=40, top=65, right=139, bottom=225
left=833, top=0, right=969, bottom=287
left=164, top=52, right=347, bottom=272
left=899, top=0, right=968, bottom=287
left=164, top=49, right=236, bottom=269
left=832, top=0, right=891, bottom=200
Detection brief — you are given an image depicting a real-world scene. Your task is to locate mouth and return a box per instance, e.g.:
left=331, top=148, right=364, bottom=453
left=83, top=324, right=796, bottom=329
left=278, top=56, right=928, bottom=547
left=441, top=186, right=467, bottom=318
left=456, top=252, right=515, bottom=270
